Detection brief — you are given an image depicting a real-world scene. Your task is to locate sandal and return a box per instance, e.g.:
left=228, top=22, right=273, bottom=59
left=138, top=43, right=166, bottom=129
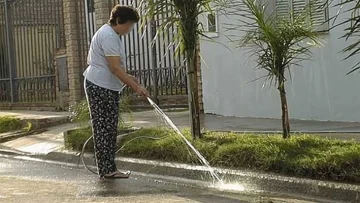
left=103, top=171, right=131, bottom=179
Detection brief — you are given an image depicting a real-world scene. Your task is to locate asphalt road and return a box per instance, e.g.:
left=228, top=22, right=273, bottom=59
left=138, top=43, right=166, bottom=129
left=0, top=155, right=331, bottom=203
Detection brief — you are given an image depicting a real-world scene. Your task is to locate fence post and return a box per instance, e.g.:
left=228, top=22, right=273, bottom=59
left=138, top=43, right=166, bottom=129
left=150, top=20, right=159, bottom=104
left=63, top=0, right=82, bottom=104
left=94, top=0, right=110, bottom=30
left=4, top=0, right=17, bottom=102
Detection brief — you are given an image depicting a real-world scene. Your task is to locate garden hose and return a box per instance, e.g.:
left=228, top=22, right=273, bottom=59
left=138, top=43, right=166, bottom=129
left=80, top=134, right=170, bottom=175
left=81, top=82, right=170, bottom=175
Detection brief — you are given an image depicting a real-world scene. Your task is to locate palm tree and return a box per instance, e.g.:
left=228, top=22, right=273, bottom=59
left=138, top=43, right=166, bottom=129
left=332, top=0, right=360, bottom=74
left=228, top=0, right=321, bottom=138
left=140, top=0, right=225, bottom=139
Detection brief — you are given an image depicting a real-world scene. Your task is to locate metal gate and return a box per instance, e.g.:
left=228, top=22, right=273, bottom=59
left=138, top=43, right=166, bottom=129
left=76, top=0, right=188, bottom=104
left=0, top=0, right=65, bottom=103
left=111, top=0, right=188, bottom=99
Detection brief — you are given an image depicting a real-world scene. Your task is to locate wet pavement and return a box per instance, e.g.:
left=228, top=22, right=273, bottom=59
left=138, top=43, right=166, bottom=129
left=0, top=155, right=332, bottom=203
left=1, top=123, right=76, bottom=154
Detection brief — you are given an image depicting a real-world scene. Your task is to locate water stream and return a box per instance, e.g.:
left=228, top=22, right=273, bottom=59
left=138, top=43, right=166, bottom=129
left=147, top=97, right=222, bottom=182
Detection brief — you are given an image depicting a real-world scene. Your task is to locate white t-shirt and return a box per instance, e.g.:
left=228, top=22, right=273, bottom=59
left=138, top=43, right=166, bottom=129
left=83, top=24, right=126, bottom=91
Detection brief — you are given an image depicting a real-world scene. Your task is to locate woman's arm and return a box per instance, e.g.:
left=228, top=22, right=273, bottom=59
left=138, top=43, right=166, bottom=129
left=106, top=56, right=149, bottom=97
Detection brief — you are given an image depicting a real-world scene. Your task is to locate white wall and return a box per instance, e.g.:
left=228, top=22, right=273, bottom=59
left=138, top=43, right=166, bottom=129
left=201, top=2, right=360, bottom=122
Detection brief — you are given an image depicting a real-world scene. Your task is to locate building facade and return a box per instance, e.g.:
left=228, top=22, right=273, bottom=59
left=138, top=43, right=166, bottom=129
left=200, top=0, right=360, bottom=122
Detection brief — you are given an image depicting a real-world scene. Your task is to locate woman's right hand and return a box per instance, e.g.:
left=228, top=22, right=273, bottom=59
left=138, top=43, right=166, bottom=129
left=134, top=85, right=150, bottom=98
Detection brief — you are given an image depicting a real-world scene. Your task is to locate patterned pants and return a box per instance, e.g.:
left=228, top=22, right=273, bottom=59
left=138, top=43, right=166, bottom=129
left=84, top=80, right=119, bottom=177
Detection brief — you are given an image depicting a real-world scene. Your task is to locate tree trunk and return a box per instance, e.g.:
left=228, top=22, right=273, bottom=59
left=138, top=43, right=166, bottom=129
left=278, top=81, right=290, bottom=139
left=186, top=48, right=202, bottom=139
left=178, top=3, right=202, bottom=140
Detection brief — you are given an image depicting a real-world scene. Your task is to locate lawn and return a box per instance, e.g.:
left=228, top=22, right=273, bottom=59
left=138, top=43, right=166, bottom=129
left=65, top=127, right=360, bottom=183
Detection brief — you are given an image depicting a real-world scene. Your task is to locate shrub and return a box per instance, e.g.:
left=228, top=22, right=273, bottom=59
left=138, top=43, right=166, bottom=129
left=64, top=127, right=93, bottom=152
left=0, top=117, right=23, bottom=133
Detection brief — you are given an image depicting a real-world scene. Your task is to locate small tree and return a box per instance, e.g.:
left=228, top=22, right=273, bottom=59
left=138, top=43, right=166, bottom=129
left=140, top=0, right=225, bottom=139
left=230, top=0, right=321, bottom=138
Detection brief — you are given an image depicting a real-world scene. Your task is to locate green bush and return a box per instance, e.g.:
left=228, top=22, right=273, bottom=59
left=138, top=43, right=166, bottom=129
left=65, top=127, right=360, bottom=183
left=64, top=127, right=93, bottom=152
left=69, top=98, right=132, bottom=128
left=64, top=126, right=135, bottom=152
left=0, top=117, right=23, bottom=133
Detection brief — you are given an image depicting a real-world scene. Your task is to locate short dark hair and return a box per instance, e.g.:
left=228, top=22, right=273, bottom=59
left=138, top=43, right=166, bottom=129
left=108, top=5, right=139, bottom=25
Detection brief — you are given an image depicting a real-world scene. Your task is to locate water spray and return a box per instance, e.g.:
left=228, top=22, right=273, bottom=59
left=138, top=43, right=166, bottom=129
left=146, top=97, right=222, bottom=182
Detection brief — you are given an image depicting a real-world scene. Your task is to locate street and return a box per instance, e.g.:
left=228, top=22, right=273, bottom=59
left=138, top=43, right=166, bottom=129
left=0, top=155, right=333, bottom=203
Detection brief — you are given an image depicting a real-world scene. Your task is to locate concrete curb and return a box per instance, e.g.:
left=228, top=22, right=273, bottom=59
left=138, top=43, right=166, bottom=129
left=27, top=117, right=70, bottom=129
left=0, top=146, right=33, bottom=156
left=40, top=150, right=360, bottom=202
left=0, top=130, right=32, bottom=143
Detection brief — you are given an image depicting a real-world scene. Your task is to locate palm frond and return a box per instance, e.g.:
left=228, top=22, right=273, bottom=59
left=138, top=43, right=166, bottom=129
left=140, top=0, right=213, bottom=54
left=225, top=0, right=321, bottom=86
left=328, top=0, right=360, bottom=73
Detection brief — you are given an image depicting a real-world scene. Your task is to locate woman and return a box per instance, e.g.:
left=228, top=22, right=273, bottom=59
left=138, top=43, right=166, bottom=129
left=83, top=5, right=149, bottom=179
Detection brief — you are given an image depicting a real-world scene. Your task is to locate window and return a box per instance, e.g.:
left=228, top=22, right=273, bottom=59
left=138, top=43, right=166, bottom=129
left=204, top=11, right=219, bottom=38
left=207, top=13, right=217, bottom=32
left=275, top=0, right=329, bottom=32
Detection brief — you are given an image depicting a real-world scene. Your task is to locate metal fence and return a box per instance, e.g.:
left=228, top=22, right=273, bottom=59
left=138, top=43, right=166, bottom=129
left=0, top=0, right=65, bottom=103
left=0, top=0, right=186, bottom=105
left=106, top=0, right=188, bottom=99
left=71, top=0, right=188, bottom=105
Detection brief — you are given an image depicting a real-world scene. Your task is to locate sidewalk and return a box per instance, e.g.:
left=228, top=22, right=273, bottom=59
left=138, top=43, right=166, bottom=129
left=1, top=109, right=360, bottom=156
left=0, top=123, right=76, bottom=154
left=3, top=109, right=360, bottom=133
left=129, top=110, right=360, bottom=141
left=130, top=110, right=360, bottom=132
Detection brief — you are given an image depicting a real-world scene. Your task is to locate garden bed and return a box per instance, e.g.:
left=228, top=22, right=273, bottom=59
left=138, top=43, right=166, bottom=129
left=0, top=117, right=36, bottom=143
left=65, top=127, right=360, bottom=183
left=0, top=117, right=32, bottom=133
left=0, top=117, right=25, bottom=133
left=64, top=126, right=138, bottom=152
